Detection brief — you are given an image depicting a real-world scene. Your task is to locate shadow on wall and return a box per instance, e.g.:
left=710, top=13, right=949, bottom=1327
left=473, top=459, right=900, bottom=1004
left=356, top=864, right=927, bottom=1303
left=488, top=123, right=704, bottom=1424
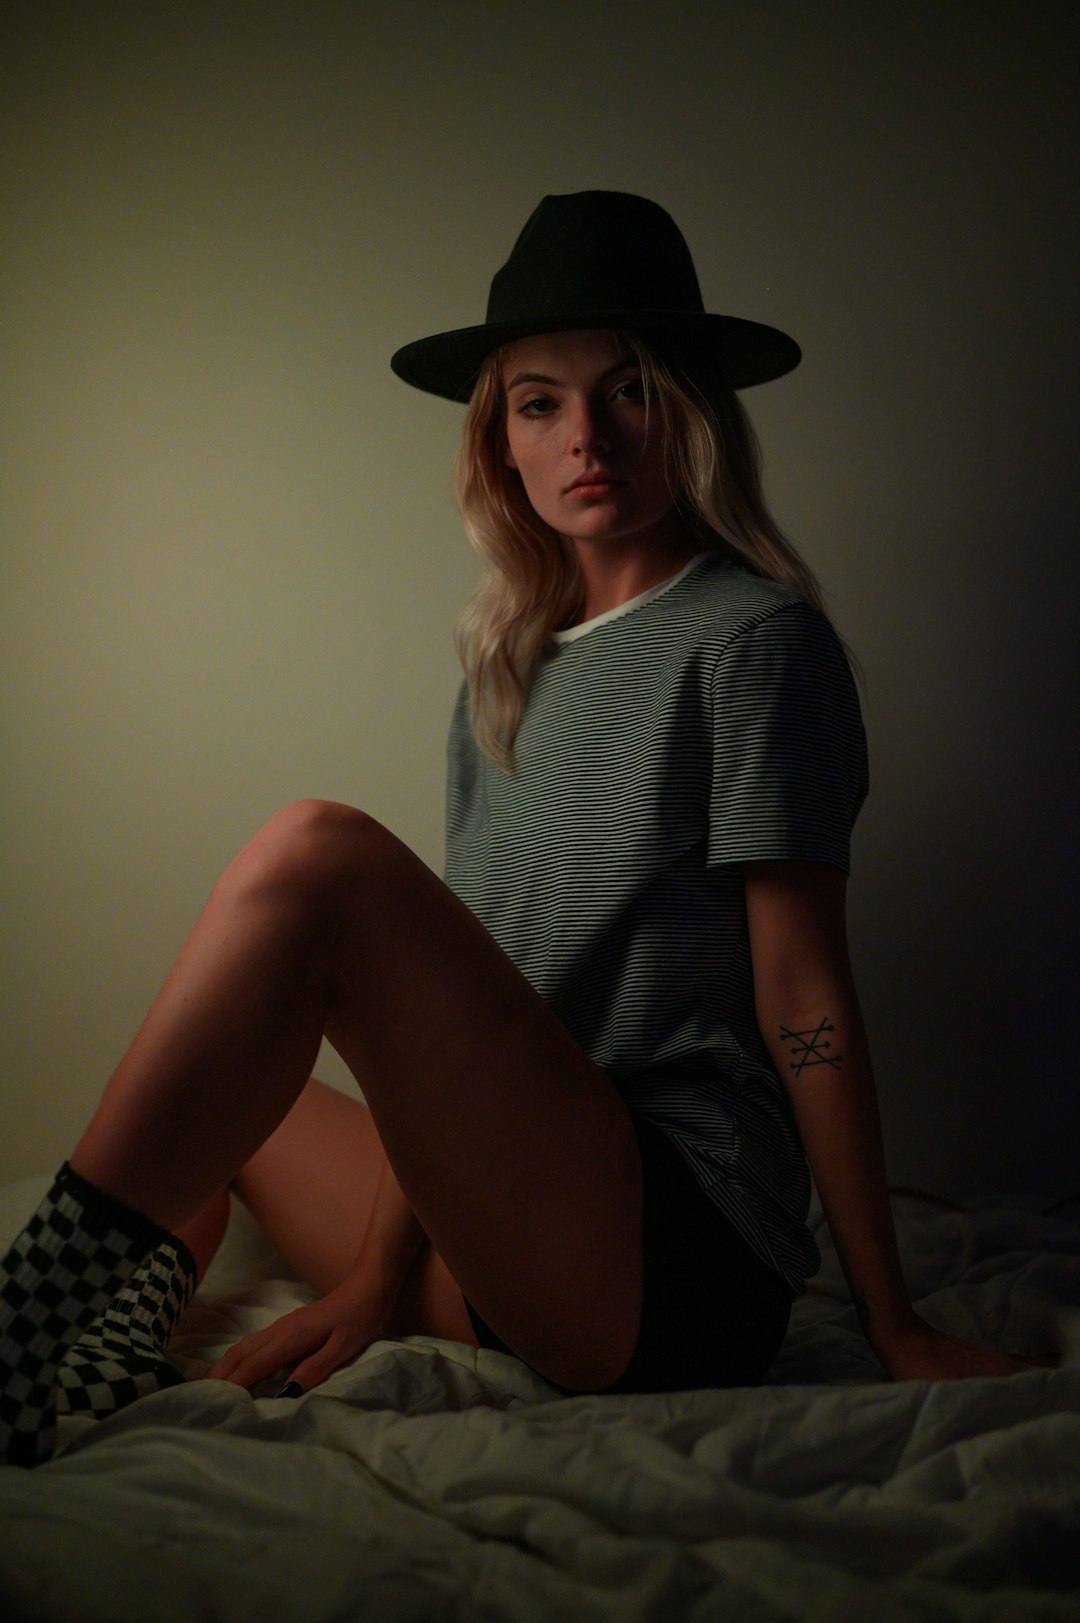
left=850, top=497, right=1079, bottom=1202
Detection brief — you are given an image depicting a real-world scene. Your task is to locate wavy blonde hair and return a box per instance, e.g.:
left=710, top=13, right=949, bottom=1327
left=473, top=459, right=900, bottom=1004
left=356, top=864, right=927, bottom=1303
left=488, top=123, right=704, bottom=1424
left=453, top=328, right=859, bottom=771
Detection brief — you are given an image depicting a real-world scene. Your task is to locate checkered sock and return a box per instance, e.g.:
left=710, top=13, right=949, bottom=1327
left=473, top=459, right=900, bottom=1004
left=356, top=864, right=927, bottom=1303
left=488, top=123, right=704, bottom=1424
left=55, top=1235, right=196, bottom=1419
left=1, top=1162, right=176, bottom=1468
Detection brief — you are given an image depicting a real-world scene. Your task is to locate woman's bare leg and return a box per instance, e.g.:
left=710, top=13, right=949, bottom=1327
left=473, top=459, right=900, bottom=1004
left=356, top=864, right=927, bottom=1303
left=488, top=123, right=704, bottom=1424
left=69, top=801, right=641, bottom=1390
left=173, top=1191, right=230, bottom=1284
left=183, top=1076, right=477, bottom=1344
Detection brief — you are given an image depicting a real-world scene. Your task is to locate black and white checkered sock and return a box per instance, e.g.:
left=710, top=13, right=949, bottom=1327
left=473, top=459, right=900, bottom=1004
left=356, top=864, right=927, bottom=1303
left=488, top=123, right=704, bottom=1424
left=56, top=1235, right=197, bottom=1419
left=1, top=1162, right=176, bottom=1468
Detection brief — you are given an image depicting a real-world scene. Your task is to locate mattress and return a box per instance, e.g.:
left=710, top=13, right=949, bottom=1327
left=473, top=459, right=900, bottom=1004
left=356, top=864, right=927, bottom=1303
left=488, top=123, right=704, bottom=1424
left=1, top=1176, right=1078, bottom=1621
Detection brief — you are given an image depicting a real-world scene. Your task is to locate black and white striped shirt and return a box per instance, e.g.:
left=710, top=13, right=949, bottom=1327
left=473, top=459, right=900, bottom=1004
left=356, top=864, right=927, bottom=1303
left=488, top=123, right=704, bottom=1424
left=444, top=551, right=869, bottom=1292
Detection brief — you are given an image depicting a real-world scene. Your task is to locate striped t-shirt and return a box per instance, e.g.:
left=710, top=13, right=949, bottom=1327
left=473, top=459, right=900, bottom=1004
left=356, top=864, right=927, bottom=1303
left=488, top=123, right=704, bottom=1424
left=443, top=550, right=869, bottom=1293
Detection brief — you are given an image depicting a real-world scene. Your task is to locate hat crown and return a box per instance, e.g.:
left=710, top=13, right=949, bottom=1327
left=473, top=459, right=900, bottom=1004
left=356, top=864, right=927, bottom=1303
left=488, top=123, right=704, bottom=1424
left=389, top=190, right=801, bottom=400
left=486, top=191, right=706, bottom=325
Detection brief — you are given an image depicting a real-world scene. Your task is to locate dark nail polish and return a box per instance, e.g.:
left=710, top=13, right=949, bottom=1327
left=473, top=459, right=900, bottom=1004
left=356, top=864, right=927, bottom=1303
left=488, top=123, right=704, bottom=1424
left=276, top=1380, right=303, bottom=1399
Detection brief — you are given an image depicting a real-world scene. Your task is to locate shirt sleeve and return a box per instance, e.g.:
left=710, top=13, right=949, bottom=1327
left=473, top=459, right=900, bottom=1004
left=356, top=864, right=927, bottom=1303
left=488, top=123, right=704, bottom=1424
left=706, top=599, right=869, bottom=873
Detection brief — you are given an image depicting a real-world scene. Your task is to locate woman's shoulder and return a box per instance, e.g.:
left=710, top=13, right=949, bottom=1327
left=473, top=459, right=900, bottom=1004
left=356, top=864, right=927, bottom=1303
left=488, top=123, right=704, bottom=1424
left=681, top=560, right=860, bottom=708
left=685, top=554, right=820, bottom=643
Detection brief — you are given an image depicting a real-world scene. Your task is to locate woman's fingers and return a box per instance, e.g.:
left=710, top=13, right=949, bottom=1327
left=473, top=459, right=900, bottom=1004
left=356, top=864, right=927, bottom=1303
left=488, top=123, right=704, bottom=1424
left=207, top=1320, right=327, bottom=1388
left=283, top=1329, right=359, bottom=1395
left=204, top=1292, right=392, bottom=1391
left=1001, top=1351, right=1058, bottom=1373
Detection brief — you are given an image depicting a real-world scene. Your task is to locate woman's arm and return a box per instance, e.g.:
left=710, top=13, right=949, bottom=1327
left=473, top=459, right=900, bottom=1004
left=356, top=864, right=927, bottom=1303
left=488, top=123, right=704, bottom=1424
left=742, top=859, right=1049, bottom=1379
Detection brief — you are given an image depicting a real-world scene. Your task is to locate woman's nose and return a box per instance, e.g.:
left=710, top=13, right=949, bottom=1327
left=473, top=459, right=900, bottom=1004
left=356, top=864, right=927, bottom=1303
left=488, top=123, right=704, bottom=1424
left=567, top=400, right=611, bottom=453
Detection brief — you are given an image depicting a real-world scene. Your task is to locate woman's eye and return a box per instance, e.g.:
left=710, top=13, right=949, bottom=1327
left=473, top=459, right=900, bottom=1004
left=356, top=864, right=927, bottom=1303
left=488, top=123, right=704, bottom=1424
left=613, top=378, right=644, bottom=402
left=518, top=396, right=554, bottom=417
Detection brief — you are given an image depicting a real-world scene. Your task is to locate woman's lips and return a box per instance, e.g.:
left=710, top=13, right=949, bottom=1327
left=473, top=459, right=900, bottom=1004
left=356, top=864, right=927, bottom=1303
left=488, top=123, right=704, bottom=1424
left=566, top=480, right=625, bottom=498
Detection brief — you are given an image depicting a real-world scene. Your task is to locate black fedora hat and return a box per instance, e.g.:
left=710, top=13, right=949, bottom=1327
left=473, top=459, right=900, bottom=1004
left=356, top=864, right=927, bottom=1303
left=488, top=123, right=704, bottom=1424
left=390, top=191, right=801, bottom=403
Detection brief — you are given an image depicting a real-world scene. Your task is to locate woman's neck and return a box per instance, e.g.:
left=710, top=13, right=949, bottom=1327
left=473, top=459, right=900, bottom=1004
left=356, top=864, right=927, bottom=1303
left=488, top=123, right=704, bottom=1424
left=569, top=528, right=703, bottom=626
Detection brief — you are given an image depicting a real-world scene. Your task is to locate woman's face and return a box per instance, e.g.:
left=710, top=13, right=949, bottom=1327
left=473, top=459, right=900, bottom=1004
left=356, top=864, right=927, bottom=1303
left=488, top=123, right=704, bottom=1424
left=500, top=330, right=681, bottom=550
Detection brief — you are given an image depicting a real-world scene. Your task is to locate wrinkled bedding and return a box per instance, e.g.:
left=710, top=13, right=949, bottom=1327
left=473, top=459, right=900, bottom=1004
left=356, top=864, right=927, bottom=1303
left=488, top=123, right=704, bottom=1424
left=1, top=1178, right=1078, bottom=1622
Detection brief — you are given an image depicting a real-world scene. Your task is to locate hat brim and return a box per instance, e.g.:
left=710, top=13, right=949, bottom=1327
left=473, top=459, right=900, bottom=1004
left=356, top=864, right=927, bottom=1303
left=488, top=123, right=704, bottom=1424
left=390, top=311, right=800, bottom=402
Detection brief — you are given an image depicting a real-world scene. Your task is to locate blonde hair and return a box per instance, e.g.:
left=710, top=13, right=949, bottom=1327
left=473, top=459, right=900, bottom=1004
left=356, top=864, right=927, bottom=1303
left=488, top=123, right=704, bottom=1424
left=453, top=328, right=859, bottom=771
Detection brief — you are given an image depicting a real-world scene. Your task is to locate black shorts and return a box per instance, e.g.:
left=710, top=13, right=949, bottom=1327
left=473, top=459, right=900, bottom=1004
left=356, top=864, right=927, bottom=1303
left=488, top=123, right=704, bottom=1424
left=463, top=1111, right=795, bottom=1395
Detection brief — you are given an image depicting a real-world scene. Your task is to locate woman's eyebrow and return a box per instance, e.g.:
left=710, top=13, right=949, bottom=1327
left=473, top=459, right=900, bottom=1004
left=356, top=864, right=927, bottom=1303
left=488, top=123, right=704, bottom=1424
left=505, top=371, right=559, bottom=391
left=505, top=355, right=638, bottom=392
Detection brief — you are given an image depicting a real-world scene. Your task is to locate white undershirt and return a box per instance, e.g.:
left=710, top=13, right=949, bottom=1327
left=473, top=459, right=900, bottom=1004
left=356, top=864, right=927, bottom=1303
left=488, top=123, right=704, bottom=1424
left=551, top=553, right=713, bottom=645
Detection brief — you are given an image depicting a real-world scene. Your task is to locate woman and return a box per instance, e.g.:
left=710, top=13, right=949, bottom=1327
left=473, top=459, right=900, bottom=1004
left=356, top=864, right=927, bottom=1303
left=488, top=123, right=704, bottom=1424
left=0, top=192, right=1045, bottom=1469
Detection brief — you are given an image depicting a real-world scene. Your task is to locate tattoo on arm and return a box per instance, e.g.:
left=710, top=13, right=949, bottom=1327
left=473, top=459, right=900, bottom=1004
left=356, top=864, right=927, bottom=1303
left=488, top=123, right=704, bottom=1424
left=779, top=1017, right=843, bottom=1075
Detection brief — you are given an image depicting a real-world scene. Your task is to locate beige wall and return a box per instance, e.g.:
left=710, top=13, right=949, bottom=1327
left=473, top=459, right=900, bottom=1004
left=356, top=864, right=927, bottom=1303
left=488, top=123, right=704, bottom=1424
left=2, top=2, right=1076, bottom=1197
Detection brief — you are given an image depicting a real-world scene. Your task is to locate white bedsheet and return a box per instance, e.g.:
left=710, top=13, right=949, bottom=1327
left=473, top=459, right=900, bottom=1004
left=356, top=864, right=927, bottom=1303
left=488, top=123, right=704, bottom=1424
left=1, top=1178, right=1078, bottom=1621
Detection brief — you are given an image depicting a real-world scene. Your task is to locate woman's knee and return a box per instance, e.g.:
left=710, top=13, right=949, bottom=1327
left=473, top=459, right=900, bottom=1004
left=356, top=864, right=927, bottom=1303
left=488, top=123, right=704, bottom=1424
left=218, top=799, right=380, bottom=916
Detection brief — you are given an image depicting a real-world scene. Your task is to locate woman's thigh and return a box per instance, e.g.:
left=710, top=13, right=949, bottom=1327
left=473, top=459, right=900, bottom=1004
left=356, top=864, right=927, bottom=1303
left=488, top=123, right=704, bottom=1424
left=464, top=1114, right=794, bottom=1395
left=231, top=1076, right=479, bottom=1347
left=234, top=801, right=643, bottom=1392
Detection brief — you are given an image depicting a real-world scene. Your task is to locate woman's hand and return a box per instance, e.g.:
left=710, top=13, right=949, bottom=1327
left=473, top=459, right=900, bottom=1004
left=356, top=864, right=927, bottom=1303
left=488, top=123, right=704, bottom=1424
left=874, top=1312, right=1057, bottom=1382
left=206, top=1283, right=392, bottom=1395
